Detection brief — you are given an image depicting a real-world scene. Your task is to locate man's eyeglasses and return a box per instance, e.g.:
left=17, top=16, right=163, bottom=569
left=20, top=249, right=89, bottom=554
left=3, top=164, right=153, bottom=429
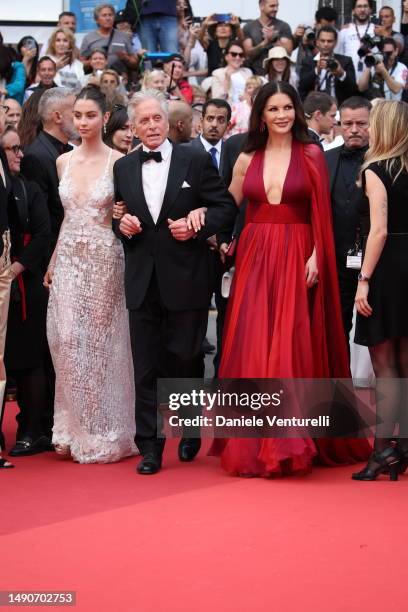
left=3, top=145, right=23, bottom=155
left=1, top=105, right=10, bottom=113
left=229, top=52, right=244, bottom=58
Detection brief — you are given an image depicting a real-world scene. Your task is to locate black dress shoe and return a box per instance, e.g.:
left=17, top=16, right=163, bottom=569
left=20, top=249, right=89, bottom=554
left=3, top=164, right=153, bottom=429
left=136, top=452, right=162, bottom=475
left=178, top=438, right=201, bottom=462
left=9, top=436, right=54, bottom=457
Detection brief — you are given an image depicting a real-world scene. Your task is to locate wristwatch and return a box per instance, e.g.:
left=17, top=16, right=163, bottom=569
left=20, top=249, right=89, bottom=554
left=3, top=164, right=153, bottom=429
left=358, top=272, right=370, bottom=282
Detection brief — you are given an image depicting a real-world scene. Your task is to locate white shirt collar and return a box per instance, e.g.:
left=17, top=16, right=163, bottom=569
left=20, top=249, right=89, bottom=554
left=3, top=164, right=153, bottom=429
left=142, top=138, right=172, bottom=161
left=200, top=135, right=222, bottom=154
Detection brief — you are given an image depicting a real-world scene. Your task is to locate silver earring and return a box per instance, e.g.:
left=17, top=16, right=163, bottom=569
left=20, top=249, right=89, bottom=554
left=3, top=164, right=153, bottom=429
left=103, top=124, right=107, bottom=135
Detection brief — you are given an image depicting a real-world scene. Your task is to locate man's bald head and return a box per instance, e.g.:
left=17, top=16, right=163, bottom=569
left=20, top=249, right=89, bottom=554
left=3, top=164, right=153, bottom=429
left=168, top=100, right=193, bottom=144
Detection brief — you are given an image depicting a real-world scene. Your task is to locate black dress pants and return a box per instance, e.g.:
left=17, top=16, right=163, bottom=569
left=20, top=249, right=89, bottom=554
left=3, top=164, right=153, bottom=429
left=129, top=273, right=208, bottom=455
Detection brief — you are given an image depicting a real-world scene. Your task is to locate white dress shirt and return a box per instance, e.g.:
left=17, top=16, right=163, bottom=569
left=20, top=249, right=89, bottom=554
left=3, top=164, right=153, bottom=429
left=200, top=135, right=222, bottom=169
left=142, top=138, right=173, bottom=224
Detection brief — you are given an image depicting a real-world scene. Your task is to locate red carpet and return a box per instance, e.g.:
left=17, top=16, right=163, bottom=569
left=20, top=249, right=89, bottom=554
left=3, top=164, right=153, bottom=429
left=1, top=401, right=408, bottom=611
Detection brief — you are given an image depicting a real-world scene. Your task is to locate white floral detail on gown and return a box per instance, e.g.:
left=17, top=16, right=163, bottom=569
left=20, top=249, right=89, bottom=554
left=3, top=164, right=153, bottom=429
left=47, top=148, right=137, bottom=463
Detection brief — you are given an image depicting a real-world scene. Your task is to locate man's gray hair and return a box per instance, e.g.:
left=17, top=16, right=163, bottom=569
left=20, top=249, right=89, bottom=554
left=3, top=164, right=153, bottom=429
left=128, top=89, right=169, bottom=123
left=38, top=87, right=74, bottom=123
left=94, top=3, right=115, bottom=21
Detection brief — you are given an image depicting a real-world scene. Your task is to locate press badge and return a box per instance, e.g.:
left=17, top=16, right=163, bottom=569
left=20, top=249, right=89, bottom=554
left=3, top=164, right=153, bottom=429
left=346, top=247, right=362, bottom=269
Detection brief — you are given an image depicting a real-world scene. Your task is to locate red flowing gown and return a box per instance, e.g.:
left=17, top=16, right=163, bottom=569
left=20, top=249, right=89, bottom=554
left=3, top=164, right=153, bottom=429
left=212, top=140, right=370, bottom=477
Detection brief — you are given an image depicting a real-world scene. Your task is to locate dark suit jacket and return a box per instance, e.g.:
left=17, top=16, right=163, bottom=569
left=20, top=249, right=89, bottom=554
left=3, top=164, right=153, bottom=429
left=113, top=142, right=237, bottom=311
left=21, top=132, right=66, bottom=244
left=325, top=144, right=365, bottom=263
left=190, top=134, right=248, bottom=243
left=299, top=53, right=357, bottom=105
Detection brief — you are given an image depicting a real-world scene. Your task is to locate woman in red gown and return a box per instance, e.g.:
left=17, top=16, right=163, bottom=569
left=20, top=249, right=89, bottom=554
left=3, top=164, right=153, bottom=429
left=192, top=81, right=370, bottom=477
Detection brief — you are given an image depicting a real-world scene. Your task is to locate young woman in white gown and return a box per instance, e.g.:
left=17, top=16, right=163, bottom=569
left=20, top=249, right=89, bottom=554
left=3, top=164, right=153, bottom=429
left=44, top=85, right=137, bottom=463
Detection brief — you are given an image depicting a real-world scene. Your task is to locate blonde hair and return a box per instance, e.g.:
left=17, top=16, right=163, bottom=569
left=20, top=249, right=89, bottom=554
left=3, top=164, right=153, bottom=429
left=245, top=75, right=263, bottom=90
left=361, top=99, right=408, bottom=183
left=141, top=69, right=166, bottom=91
left=100, top=69, right=120, bottom=86
left=47, top=27, right=76, bottom=60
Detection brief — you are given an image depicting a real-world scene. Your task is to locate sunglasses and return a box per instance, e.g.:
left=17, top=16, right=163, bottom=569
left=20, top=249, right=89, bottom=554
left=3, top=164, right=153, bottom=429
left=229, top=51, right=244, bottom=58
left=3, top=145, right=23, bottom=155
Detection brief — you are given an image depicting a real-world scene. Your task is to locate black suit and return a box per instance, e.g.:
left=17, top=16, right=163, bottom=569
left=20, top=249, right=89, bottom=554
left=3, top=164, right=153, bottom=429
left=189, top=134, right=247, bottom=375
left=21, top=131, right=71, bottom=248
left=325, top=144, right=367, bottom=345
left=113, top=142, right=237, bottom=454
left=5, top=177, right=51, bottom=440
left=299, top=53, right=357, bottom=105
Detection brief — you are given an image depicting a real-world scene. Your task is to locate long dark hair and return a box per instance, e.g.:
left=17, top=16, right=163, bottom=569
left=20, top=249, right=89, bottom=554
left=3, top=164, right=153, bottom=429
left=17, top=36, right=39, bottom=86
left=75, top=85, right=107, bottom=114
left=103, top=104, right=129, bottom=149
left=18, top=89, right=44, bottom=149
left=244, top=81, right=312, bottom=153
left=267, top=59, right=291, bottom=84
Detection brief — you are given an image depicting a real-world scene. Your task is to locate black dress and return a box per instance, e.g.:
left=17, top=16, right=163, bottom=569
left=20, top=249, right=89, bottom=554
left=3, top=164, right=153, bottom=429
left=355, top=161, right=408, bottom=346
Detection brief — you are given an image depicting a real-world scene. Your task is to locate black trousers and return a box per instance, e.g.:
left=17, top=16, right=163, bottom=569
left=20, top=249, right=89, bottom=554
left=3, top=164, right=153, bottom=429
left=8, top=366, right=48, bottom=440
left=129, top=273, right=208, bottom=455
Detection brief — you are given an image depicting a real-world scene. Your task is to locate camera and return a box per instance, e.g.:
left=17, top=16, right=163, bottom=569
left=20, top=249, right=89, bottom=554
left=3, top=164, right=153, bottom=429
left=304, top=27, right=315, bottom=41
left=364, top=53, right=383, bottom=68
left=327, top=58, right=339, bottom=71
left=357, top=33, right=383, bottom=59
left=303, top=27, right=316, bottom=50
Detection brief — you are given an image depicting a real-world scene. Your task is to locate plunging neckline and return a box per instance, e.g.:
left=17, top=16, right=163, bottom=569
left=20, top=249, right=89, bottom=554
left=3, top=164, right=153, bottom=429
left=63, top=148, right=113, bottom=201
left=261, top=142, right=294, bottom=206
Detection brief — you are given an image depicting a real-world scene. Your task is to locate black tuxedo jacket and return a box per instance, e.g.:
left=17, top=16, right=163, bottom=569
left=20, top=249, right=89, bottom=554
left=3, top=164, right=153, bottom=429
left=113, top=142, right=237, bottom=311
left=21, top=132, right=66, bottom=242
left=299, top=53, right=357, bottom=105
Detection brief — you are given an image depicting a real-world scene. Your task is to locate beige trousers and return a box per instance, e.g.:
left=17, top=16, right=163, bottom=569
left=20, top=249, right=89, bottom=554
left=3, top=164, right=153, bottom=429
left=0, top=230, right=12, bottom=407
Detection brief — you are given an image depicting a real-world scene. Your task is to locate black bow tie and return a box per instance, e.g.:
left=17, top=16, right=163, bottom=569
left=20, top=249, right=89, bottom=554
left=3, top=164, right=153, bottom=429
left=141, top=150, right=162, bottom=164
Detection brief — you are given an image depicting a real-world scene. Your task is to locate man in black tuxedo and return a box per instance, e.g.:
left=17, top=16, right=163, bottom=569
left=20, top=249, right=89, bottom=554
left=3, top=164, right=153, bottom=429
left=325, top=96, right=371, bottom=346
left=299, top=26, right=357, bottom=105
left=114, top=90, right=237, bottom=475
left=21, top=88, right=76, bottom=250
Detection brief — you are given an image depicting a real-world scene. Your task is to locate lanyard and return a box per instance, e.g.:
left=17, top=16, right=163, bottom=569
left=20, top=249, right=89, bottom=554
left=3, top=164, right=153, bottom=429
left=354, top=20, right=371, bottom=42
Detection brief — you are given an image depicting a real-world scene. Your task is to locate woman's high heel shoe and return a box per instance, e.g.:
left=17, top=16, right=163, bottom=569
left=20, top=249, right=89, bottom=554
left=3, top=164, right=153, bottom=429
left=352, top=447, right=400, bottom=481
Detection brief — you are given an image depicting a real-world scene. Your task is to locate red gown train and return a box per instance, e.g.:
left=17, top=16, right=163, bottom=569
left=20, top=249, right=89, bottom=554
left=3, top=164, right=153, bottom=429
left=211, top=140, right=370, bottom=477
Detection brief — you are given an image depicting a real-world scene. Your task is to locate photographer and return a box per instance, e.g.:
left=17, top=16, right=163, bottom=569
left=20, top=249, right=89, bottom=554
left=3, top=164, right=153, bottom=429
left=294, top=6, right=338, bottom=73
left=357, top=38, right=407, bottom=101
left=299, top=27, right=357, bottom=105
left=374, top=6, right=397, bottom=40
left=243, top=0, right=292, bottom=76
left=337, top=0, right=376, bottom=78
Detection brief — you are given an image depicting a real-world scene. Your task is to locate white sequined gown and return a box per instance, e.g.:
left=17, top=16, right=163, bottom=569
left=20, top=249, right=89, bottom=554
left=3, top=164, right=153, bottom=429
left=47, top=148, right=137, bottom=463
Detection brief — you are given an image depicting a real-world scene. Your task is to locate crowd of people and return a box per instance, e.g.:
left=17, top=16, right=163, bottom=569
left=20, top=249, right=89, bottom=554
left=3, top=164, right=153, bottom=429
left=1, top=1, right=408, bottom=481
